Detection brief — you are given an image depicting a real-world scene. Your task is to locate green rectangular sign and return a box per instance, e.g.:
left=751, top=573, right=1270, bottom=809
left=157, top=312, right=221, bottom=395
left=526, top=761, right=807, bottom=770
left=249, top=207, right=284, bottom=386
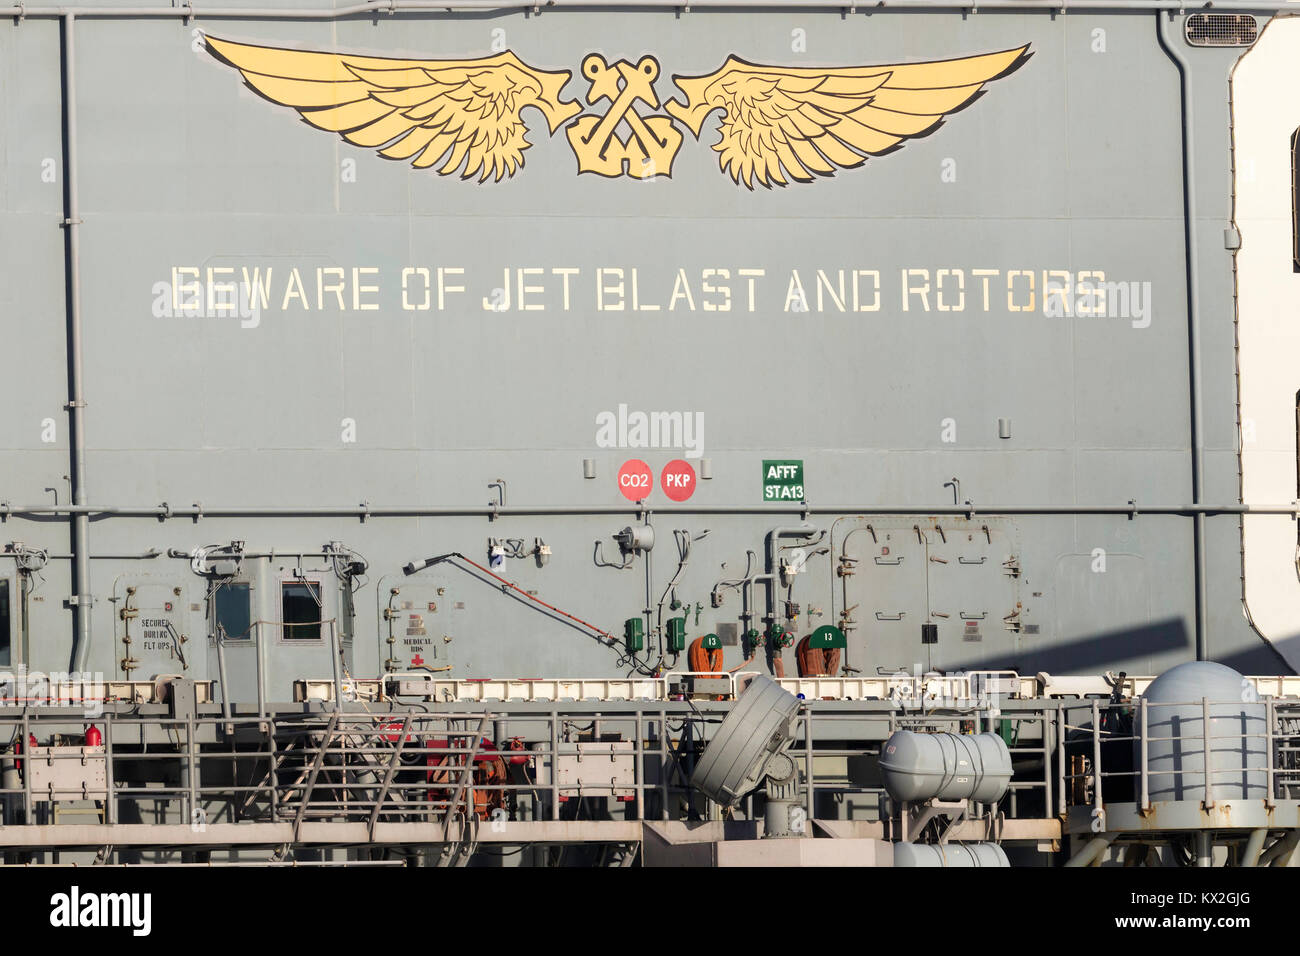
left=762, top=459, right=805, bottom=502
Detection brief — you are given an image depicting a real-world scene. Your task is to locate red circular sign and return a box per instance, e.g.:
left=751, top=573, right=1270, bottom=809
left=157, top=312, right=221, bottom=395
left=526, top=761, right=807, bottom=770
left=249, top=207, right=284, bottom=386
left=660, top=459, right=697, bottom=502
left=617, top=459, right=653, bottom=501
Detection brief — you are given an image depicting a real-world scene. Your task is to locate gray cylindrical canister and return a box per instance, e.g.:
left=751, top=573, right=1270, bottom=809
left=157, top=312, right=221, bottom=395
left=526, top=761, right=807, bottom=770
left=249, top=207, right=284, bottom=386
left=879, top=730, right=1012, bottom=803
left=1137, top=661, right=1268, bottom=802
left=892, top=842, right=1010, bottom=867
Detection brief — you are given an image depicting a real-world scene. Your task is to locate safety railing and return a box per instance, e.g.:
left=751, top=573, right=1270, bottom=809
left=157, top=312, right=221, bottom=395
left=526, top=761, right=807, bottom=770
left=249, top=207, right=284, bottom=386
left=1056, top=697, right=1300, bottom=819
left=0, top=699, right=1069, bottom=853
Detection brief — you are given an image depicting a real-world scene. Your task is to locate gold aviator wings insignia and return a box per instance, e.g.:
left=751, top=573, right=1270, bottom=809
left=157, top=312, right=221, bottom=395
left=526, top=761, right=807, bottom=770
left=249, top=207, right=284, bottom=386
left=205, top=35, right=581, bottom=181
left=665, top=46, right=1031, bottom=189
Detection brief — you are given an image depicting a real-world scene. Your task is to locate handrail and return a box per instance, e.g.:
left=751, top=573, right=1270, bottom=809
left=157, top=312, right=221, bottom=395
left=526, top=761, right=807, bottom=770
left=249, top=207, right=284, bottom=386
left=0, top=699, right=1287, bottom=856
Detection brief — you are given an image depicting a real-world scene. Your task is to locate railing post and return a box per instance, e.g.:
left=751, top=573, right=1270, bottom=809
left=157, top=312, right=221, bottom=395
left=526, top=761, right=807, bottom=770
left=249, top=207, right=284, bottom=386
left=1202, top=697, right=1214, bottom=810
left=329, top=619, right=344, bottom=713
left=186, top=712, right=198, bottom=826
left=634, top=711, right=643, bottom=822
left=1091, top=699, right=1103, bottom=817
left=804, top=708, right=814, bottom=828
left=1056, top=701, right=1066, bottom=818
left=1040, top=710, right=1052, bottom=821
left=103, top=710, right=114, bottom=825
left=659, top=709, right=669, bottom=822
left=255, top=620, right=266, bottom=720
left=21, top=710, right=31, bottom=826
left=1139, top=697, right=1149, bottom=811
left=550, top=710, right=560, bottom=821
left=266, top=716, right=279, bottom=816
left=1265, top=698, right=1275, bottom=809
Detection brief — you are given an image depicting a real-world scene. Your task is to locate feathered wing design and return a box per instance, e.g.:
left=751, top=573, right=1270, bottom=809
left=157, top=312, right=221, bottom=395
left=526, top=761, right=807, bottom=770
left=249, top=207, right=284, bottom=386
left=205, top=36, right=581, bottom=181
left=665, top=46, right=1030, bottom=188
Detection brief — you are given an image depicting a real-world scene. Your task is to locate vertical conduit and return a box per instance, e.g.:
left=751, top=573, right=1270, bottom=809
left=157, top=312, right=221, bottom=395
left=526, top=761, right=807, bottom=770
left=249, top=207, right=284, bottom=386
left=60, top=14, right=92, bottom=674
left=1157, top=12, right=1208, bottom=661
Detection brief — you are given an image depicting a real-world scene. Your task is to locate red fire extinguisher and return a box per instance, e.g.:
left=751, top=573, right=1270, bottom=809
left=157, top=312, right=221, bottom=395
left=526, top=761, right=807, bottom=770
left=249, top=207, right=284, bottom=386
left=84, top=725, right=102, bottom=747
left=14, top=733, right=36, bottom=772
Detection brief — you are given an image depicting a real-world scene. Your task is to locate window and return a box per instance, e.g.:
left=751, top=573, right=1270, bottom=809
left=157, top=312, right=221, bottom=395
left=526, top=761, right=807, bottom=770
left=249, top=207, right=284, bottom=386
left=281, top=580, right=322, bottom=641
left=0, top=580, right=10, bottom=667
left=213, top=582, right=252, bottom=641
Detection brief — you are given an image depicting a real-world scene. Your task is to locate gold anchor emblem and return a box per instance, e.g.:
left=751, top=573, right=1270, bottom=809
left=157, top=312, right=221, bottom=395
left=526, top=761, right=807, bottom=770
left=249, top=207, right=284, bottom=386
left=566, top=54, right=683, bottom=180
left=204, top=36, right=1029, bottom=188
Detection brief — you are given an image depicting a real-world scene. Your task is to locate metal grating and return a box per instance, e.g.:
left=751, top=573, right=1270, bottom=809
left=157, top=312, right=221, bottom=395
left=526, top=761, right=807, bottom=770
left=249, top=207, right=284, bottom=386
left=1185, top=13, right=1258, bottom=47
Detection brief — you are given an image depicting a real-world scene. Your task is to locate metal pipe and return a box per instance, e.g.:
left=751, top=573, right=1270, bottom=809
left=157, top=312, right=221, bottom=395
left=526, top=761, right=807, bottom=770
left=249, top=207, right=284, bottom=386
left=102, top=711, right=114, bottom=825
left=1241, top=827, right=1268, bottom=867
left=549, top=711, right=559, bottom=821
left=1091, top=699, right=1103, bottom=822
left=1202, top=696, right=1214, bottom=809
left=1265, top=697, right=1275, bottom=808
left=185, top=712, right=198, bottom=833
left=1259, top=830, right=1299, bottom=867
left=642, top=516, right=655, bottom=656
left=737, top=572, right=779, bottom=667
left=765, top=524, right=818, bottom=631
left=1063, top=835, right=1113, bottom=868
left=329, top=619, right=344, bottom=713
left=1157, top=11, right=1208, bottom=661
left=59, top=13, right=92, bottom=675
left=255, top=621, right=266, bottom=718
left=634, top=710, right=643, bottom=823
left=4, top=501, right=1300, bottom=519
left=1040, top=712, right=1052, bottom=824
left=739, top=573, right=777, bottom=626
left=19, top=572, right=30, bottom=668
left=21, top=711, right=31, bottom=828
left=1194, top=830, right=1213, bottom=867
left=803, top=710, right=814, bottom=826
left=1139, top=698, right=1149, bottom=811
left=5, top=1, right=1299, bottom=19
left=215, top=635, right=232, bottom=733
left=1056, top=701, right=1066, bottom=819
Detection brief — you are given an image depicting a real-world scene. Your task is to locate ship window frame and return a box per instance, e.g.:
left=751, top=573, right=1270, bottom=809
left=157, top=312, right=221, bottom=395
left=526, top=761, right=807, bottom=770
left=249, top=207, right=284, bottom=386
left=212, top=580, right=252, bottom=642
left=279, top=577, right=323, bottom=642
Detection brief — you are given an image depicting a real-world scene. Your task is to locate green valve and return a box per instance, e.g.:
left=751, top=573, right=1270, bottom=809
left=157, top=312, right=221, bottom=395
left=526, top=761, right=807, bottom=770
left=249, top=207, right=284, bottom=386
left=666, top=617, right=686, bottom=653
left=768, top=624, right=793, bottom=648
left=624, top=617, right=644, bottom=653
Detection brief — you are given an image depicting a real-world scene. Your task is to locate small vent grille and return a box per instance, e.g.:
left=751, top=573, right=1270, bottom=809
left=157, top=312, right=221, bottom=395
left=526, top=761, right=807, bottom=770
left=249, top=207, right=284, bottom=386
left=1185, top=13, right=1258, bottom=47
